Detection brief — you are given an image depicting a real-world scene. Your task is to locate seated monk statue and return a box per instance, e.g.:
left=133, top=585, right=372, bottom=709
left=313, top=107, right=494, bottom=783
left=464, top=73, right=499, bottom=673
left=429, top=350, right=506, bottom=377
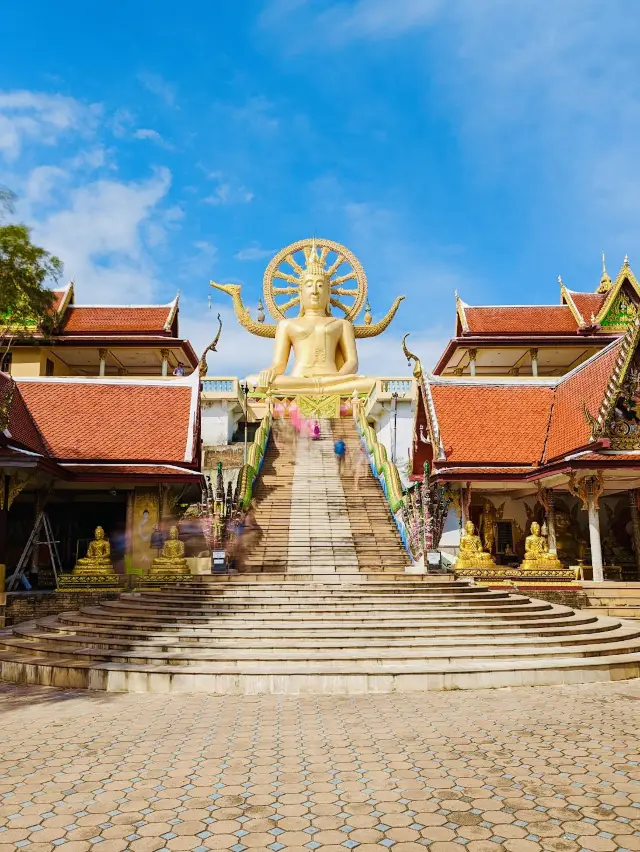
left=454, top=520, right=497, bottom=570
left=148, top=526, right=190, bottom=577
left=257, top=242, right=374, bottom=395
left=520, top=521, right=563, bottom=571
left=74, top=526, right=115, bottom=575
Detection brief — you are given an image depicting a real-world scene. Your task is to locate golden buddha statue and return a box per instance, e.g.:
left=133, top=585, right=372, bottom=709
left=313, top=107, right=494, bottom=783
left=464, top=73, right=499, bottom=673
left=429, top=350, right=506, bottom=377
left=211, top=237, right=404, bottom=396
left=58, top=526, right=120, bottom=590
left=520, top=521, right=563, bottom=572
left=147, top=526, right=191, bottom=579
left=454, top=520, right=497, bottom=572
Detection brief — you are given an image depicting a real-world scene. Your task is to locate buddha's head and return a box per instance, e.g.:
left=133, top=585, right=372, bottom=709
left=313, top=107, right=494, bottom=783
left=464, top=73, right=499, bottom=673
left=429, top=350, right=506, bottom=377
left=530, top=521, right=541, bottom=536
left=465, top=520, right=475, bottom=535
left=95, top=526, right=105, bottom=540
left=168, top=526, right=179, bottom=540
left=300, top=241, right=331, bottom=316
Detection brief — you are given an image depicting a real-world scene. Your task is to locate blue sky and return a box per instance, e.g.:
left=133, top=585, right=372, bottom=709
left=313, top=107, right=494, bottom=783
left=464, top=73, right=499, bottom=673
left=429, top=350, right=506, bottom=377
left=1, top=0, right=640, bottom=375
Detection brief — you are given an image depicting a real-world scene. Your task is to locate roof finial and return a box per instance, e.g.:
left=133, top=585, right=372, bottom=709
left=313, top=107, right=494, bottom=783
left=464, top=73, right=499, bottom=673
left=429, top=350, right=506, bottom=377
left=558, top=274, right=564, bottom=286
left=454, top=288, right=459, bottom=299
left=597, top=251, right=612, bottom=293
left=624, top=253, right=629, bottom=265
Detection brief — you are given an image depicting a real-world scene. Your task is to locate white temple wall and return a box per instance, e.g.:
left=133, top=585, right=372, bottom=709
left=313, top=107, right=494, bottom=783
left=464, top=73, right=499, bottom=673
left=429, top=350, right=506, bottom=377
left=201, top=400, right=237, bottom=445
left=372, top=401, right=414, bottom=485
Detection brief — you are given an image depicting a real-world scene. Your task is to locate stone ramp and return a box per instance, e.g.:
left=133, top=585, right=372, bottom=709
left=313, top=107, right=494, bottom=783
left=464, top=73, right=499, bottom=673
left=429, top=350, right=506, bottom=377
left=1, top=576, right=640, bottom=693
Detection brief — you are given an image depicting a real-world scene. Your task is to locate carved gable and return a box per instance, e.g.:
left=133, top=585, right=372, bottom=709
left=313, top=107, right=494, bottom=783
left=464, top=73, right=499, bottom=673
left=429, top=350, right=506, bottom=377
left=599, top=279, right=640, bottom=332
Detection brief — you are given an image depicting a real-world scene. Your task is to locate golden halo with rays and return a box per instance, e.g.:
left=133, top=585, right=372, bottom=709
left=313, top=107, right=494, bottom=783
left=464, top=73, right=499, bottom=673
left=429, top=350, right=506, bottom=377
left=262, top=238, right=368, bottom=323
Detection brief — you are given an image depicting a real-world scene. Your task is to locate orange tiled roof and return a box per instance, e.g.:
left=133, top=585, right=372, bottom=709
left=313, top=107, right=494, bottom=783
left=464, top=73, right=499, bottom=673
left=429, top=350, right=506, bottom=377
left=0, top=374, right=48, bottom=455
left=566, top=292, right=607, bottom=324
left=430, top=384, right=554, bottom=464
left=51, top=290, right=67, bottom=312
left=544, top=340, right=623, bottom=461
left=60, top=306, right=173, bottom=334
left=464, top=305, right=578, bottom=334
left=16, top=379, right=196, bottom=463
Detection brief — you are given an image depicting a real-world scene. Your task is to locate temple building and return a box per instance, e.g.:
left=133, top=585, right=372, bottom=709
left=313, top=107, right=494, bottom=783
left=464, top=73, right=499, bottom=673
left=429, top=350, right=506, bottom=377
left=2, top=282, right=198, bottom=378
left=412, top=256, right=640, bottom=582
left=0, top=359, right=202, bottom=588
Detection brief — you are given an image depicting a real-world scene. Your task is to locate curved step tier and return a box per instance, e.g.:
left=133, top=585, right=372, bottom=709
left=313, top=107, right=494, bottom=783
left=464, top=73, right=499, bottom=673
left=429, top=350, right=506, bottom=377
left=1, top=576, right=640, bottom=693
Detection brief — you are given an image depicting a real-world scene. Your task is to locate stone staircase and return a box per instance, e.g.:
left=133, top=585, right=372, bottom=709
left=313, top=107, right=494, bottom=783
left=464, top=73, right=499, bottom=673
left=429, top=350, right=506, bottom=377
left=2, top=416, right=640, bottom=694
left=1, top=576, right=640, bottom=692
left=581, top=582, right=640, bottom=621
left=243, top=419, right=409, bottom=574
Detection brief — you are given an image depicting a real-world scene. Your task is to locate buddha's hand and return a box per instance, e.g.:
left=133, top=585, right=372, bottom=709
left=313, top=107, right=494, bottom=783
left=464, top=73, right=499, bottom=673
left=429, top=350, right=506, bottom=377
left=258, top=368, right=275, bottom=389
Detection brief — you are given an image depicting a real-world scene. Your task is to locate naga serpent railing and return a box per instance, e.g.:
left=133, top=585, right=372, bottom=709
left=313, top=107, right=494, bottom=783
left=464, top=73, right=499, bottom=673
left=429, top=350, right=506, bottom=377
left=353, top=400, right=449, bottom=565
left=235, top=409, right=273, bottom=510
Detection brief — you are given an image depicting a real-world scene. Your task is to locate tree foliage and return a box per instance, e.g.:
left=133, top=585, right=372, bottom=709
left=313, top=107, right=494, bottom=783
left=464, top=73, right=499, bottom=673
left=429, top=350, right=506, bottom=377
left=0, top=188, right=63, bottom=334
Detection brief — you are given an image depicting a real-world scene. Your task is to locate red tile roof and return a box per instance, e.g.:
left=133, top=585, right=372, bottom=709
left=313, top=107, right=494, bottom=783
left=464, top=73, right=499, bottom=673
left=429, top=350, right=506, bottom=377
left=60, top=306, right=173, bottom=334
left=565, top=292, right=607, bottom=324
left=464, top=306, right=578, bottom=334
left=16, top=378, right=197, bottom=463
left=51, top=289, right=68, bottom=312
left=0, top=373, right=48, bottom=455
left=430, top=383, right=554, bottom=464
left=544, top=340, right=623, bottom=461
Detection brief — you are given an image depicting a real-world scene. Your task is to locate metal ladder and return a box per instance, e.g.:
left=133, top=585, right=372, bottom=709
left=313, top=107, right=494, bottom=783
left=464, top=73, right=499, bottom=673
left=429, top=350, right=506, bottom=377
left=5, top=511, right=62, bottom=591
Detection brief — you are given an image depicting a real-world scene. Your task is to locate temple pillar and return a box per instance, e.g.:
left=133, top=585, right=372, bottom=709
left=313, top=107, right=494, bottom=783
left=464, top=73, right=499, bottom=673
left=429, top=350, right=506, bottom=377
left=160, top=348, right=170, bottom=377
left=530, top=348, right=539, bottom=377
left=468, top=348, right=477, bottom=377
left=629, top=489, right=640, bottom=577
left=98, top=348, right=108, bottom=377
left=587, top=482, right=604, bottom=582
left=547, top=489, right=557, bottom=555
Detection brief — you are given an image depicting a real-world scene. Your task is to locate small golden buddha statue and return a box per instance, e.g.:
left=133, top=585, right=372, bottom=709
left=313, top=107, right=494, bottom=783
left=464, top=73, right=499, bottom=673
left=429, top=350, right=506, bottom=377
left=147, top=526, right=191, bottom=578
left=520, top=521, right=563, bottom=572
left=58, top=526, right=120, bottom=590
left=454, top=520, right=497, bottom=571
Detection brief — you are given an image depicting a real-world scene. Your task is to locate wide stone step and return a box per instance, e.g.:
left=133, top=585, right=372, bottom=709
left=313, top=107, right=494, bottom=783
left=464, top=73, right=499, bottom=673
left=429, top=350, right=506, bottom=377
left=2, top=647, right=640, bottom=694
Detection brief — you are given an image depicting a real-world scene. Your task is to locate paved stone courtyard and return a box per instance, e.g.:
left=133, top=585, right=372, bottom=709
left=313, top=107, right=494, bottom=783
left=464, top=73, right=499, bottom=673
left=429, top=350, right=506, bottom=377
left=0, top=682, right=639, bottom=852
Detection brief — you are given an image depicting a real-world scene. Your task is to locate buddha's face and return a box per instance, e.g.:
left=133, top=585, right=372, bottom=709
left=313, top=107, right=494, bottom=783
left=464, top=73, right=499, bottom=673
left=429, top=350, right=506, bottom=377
left=300, top=272, right=330, bottom=314
left=95, top=526, right=104, bottom=540
left=465, top=520, right=475, bottom=535
left=169, top=526, right=178, bottom=540
left=530, top=521, right=540, bottom=536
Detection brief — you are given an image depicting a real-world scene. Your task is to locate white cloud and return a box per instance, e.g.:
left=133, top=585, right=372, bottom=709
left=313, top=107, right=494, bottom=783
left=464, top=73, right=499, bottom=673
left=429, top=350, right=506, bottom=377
left=235, top=244, right=276, bottom=261
left=0, top=90, right=99, bottom=161
left=317, top=0, right=442, bottom=44
left=133, top=128, right=162, bottom=141
left=194, top=240, right=217, bottom=255
left=138, top=71, right=178, bottom=107
left=31, top=168, right=172, bottom=303
left=203, top=182, right=254, bottom=206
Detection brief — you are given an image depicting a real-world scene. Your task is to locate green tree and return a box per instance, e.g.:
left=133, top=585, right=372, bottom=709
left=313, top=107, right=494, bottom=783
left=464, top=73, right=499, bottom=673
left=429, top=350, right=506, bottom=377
left=0, top=188, right=63, bottom=336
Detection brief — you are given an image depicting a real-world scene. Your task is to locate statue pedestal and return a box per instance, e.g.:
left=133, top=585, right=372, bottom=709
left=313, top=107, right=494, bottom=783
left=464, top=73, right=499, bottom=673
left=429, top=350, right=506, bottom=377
left=57, top=565, right=122, bottom=592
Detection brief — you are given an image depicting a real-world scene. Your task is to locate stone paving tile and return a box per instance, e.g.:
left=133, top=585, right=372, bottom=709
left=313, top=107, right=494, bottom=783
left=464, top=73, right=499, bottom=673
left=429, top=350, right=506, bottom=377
left=0, top=682, right=639, bottom=851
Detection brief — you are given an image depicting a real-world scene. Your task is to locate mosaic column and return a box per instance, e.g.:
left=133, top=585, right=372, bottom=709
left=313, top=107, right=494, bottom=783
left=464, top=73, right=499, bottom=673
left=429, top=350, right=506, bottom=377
left=587, top=480, right=604, bottom=583
left=629, top=489, right=640, bottom=577
left=547, top=489, right=557, bottom=555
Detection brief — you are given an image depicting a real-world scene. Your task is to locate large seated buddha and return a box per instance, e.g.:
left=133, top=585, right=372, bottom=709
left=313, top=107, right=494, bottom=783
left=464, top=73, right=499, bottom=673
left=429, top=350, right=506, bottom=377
left=211, top=238, right=404, bottom=396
